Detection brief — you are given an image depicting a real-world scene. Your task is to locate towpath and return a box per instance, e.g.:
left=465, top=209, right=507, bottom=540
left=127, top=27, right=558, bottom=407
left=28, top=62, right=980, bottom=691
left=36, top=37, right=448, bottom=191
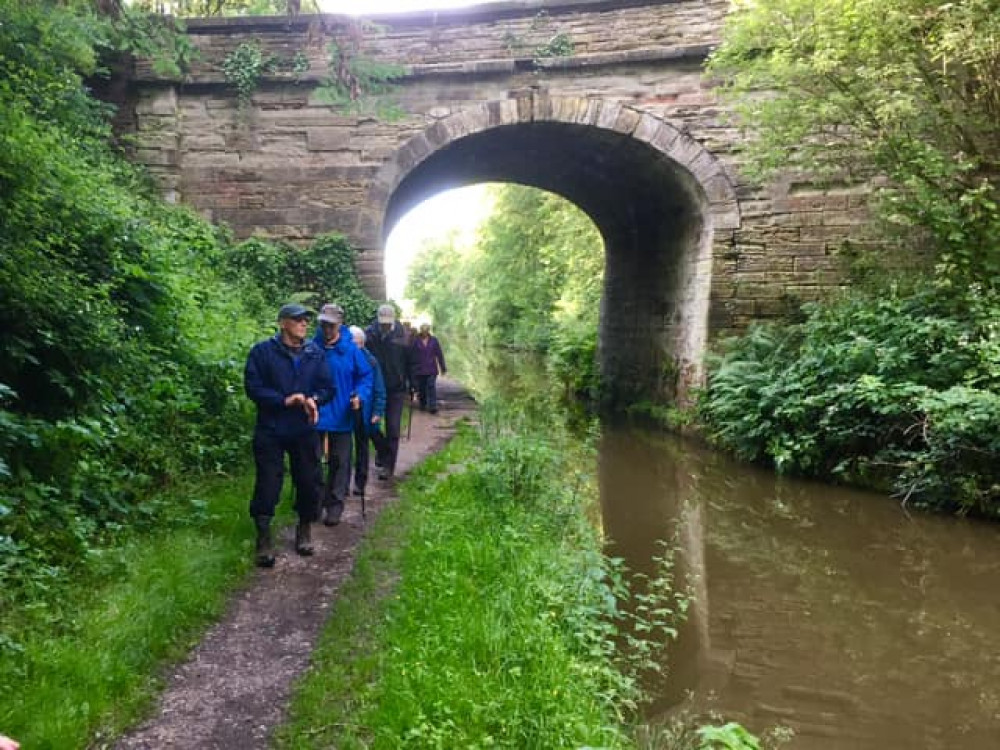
left=115, top=378, right=476, bottom=749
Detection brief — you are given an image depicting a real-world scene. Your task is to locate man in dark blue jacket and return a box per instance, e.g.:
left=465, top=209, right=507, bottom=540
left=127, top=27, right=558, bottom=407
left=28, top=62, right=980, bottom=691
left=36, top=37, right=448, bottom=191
left=244, top=303, right=334, bottom=567
left=365, top=303, right=414, bottom=481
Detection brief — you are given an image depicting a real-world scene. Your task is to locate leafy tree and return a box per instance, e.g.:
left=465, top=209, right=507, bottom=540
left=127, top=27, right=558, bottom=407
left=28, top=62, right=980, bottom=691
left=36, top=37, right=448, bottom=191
left=405, top=184, right=604, bottom=396
left=406, top=233, right=472, bottom=334
left=708, top=0, right=1000, bottom=286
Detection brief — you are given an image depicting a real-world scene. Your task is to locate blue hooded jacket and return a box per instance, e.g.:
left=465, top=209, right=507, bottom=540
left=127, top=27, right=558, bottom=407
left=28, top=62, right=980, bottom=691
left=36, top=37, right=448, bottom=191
left=359, top=347, right=387, bottom=436
left=313, top=325, right=373, bottom=433
left=244, top=334, right=334, bottom=438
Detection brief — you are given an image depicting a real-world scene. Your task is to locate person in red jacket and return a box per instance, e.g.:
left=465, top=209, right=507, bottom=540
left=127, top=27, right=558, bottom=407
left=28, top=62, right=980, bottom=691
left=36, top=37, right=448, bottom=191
left=410, top=323, right=447, bottom=414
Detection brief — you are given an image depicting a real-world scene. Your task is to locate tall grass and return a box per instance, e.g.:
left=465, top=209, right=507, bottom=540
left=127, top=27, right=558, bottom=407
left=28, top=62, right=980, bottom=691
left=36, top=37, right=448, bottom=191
left=0, top=477, right=257, bottom=749
left=278, top=417, right=687, bottom=749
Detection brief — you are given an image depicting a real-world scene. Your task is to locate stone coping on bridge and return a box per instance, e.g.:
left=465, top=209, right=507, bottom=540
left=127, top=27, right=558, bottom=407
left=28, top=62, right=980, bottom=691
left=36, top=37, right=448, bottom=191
left=181, top=0, right=694, bottom=31
left=134, top=42, right=714, bottom=84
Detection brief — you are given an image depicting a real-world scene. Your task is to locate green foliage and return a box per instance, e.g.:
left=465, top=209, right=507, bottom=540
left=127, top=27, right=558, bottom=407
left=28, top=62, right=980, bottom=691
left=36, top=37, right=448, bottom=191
left=0, top=0, right=373, bottom=623
left=223, top=233, right=377, bottom=326
left=222, top=40, right=271, bottom=107
left=636, top=716, right=789, bottom=750
left=699, top=284, right=1000, bottom=516
left=0, top=476, right=254, bottom=749
left=315, top=21, right=406, bottom=120
left=695, top=723, right=761, bottom=750
left=502, top=9, right=576, bottom=62
left=534, top=31, right=575, bottom=61
left=708, top=0, right=1000, bottom=287
left=406, top=185, right=604, bottom=397
left=113, top=6, right=196, bottom=79
left=221, top=39, right=306, bottom=109
left=129, top=0, right=292, bottom=15
left=281, top=415, right=688, bottom=749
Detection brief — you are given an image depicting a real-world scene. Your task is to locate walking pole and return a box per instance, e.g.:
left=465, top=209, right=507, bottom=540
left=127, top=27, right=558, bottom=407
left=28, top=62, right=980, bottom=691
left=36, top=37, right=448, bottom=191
left=406, top=390, right=414, bottom=441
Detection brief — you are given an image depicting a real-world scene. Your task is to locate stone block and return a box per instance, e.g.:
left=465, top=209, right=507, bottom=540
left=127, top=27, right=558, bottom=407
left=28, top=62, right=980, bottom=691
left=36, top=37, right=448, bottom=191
left=306, top=128, right=351, bottom=151
left=136, top=87, right=178, bottom=116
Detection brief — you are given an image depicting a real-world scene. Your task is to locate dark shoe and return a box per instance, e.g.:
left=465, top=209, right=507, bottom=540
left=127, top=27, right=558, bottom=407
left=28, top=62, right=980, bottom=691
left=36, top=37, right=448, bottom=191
left=377, top=469, right=390, bottom=481
left=295, top=521, right=314, bottom=556
left=322, top=507, right=341, bottom=527
left=254, top=516, right=275, bottom=568
left=352, top=488, right=365, bottom=496
left=429, top=407, right=438, bottom=414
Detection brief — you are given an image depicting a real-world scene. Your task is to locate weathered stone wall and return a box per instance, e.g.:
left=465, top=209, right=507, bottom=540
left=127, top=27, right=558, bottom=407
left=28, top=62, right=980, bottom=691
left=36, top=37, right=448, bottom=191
left=122, top=0, right=873, bottom=399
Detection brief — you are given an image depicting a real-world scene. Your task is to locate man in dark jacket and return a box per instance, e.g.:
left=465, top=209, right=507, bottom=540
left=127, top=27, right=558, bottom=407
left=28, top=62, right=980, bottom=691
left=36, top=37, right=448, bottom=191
left=244, top=303, right=334, bottom=567
left=364, top=303, right=413, bottom=480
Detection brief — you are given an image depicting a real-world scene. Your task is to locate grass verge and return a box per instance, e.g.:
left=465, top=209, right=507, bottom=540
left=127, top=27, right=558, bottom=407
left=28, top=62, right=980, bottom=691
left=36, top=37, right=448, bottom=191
left=277, top=420, right=686, bottom=749
left=0, top=475, right=260, bottom=749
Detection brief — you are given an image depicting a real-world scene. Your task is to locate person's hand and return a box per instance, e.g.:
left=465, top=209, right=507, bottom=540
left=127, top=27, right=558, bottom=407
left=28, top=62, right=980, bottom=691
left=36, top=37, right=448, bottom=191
left=303, top=397, right=318, bottom=425
left=350, top=394, right=361, bottom=411
left=0, top=734, right=21, bottom=750
left=284, top=393, right=305, bottom=408
left=371, top=415, right=382, bottom=425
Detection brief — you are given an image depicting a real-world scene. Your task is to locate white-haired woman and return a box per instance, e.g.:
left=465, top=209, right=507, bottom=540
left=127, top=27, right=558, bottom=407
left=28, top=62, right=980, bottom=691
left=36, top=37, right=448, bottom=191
left=349, top=326, right=386, bottom=498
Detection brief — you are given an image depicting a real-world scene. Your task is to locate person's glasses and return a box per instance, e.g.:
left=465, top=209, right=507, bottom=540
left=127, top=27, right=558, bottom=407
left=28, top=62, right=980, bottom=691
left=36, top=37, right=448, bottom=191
left=291, top=315, right=310, bottom=323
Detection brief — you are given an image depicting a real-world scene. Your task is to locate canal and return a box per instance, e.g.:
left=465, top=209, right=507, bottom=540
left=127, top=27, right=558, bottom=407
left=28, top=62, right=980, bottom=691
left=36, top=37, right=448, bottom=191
left=452, top=346, right=1000, bottom=748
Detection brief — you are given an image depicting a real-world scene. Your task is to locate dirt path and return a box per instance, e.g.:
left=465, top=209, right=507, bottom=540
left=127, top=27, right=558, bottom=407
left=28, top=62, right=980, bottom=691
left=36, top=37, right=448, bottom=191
left=115, top=378, right=476, bottom=750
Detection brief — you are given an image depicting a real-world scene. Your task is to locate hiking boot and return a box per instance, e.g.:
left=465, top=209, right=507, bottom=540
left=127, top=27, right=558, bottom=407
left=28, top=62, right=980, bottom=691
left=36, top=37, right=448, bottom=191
left=322, top=506, right=341, bottom=527
left=254, top=516, right=275, bottom=568
left=377, top=468, right=390, bottom=481
left=295, top=521, right=314, bottom=556
left=352, top=487, right=365, bottom=497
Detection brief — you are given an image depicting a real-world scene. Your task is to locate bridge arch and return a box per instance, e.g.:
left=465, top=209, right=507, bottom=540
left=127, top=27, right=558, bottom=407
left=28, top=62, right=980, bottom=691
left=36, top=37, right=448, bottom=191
left=359, top=93, right=741, bottom=404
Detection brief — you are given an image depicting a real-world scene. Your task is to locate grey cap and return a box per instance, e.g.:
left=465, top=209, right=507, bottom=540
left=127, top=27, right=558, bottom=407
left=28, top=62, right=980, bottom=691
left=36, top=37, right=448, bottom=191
left=317, top=303, right=345, bottom=324
left=278, top=303, right=312, bottom=320
left=377, top=304, right=395, bottom=324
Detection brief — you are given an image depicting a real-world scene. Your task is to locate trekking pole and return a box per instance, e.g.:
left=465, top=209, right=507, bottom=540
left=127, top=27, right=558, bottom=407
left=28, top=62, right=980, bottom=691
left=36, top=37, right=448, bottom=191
left=406, top=390, right=414, bottom=441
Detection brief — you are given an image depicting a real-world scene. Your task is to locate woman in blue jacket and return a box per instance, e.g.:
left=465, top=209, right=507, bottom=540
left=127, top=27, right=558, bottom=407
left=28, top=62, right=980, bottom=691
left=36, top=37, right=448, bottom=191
left=313, top=304, right=372, bottom=526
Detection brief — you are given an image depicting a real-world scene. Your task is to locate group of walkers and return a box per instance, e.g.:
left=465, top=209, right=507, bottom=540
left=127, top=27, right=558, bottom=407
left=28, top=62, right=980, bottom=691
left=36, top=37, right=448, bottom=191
left=243, top=301, right=446, bottom=568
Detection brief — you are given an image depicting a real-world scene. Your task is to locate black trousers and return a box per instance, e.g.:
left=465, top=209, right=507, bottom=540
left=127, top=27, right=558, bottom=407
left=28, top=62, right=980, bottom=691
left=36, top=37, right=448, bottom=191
left=352, top=409, right=370, bottom=494
left=250, top=430, right=321, bottom=522
left=372, top=390, right=406, bottom=475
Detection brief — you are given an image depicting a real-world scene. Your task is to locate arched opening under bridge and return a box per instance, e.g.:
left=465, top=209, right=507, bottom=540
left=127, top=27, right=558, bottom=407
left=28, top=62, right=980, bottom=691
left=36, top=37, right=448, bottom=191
left=363, top=94, right=740, bottom=406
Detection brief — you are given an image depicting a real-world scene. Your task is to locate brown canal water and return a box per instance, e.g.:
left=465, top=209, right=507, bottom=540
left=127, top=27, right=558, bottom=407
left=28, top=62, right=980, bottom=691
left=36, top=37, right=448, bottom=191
left=600, top=427, right=1000, bottom=749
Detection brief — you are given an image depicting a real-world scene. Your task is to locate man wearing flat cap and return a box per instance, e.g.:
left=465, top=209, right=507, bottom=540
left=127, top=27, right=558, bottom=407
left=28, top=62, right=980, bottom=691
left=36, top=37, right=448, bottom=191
left=364, top=303, right=414, bottom=481
left=244, top=303, right=334, bottom=567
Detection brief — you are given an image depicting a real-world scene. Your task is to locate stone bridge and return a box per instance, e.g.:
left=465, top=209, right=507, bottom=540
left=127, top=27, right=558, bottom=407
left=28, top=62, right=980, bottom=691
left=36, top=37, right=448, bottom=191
left=120, top=0, right=869, bottom=403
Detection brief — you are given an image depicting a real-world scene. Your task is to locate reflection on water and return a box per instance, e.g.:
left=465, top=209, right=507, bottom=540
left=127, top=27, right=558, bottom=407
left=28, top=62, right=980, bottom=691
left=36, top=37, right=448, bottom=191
left=600, top=428, right=1000, bottom=749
